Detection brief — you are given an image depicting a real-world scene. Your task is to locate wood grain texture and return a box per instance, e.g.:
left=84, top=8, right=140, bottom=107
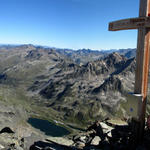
left=139, top=0, right=148, bottom=17
left=134, top=0, right=150, bottom=139
left=134, top=28, right=150, bottom=122
left=134, top=28, right=146, bottom=94
left=148, top=0, right=150, bottom=16
left=108, top=0, right=150, bottom=141
left=134, top=0, right=150, bottom=98
left=109, top=17, right=150, bottom=31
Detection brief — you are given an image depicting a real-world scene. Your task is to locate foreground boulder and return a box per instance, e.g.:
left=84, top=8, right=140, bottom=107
left=0, top=127, right=14, bottom=134
left=71, top=119, right=150, bottom=150
left=2, top=119, right=150, bottom=150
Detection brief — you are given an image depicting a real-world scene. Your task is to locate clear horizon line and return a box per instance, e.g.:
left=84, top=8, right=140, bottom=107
left=0, top=42, right=136, bottom=51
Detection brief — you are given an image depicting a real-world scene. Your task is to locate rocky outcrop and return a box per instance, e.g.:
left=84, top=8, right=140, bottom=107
left=0, top=45, right=137, bottom=124
left=31, top=52, right=136, bottom=122
left=92, top=76, right=124, bottom=94
left=2, top=119, right=150, bottom=150
left=0, top=127, right=14, bottom=134
left=0, top=126, right=46, bottom=150
left=71, top=119, right=150, bottom=150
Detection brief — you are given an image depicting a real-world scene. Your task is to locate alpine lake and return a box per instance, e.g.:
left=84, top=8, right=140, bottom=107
left=27, top=118, right=70, bottom=137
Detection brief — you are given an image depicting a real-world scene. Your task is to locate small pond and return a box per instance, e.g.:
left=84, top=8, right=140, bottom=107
left=28, top=118, right=70, bottom=137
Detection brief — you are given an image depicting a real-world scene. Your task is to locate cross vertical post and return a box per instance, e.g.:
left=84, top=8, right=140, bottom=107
left=108, top=0, right=150, bottom=141
left=134, top=0, right=150, bottom=139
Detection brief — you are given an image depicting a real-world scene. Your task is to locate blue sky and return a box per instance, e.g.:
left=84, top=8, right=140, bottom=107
left=0, top=0, right=139, bottom=50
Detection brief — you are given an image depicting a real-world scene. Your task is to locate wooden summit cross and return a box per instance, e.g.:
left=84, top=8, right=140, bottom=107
left=109, top=0, right=150, bottom=140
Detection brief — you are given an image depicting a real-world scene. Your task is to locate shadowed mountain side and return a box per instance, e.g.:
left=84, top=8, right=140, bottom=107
left=32, top=52, right=136, bottom=123
left=0, top=45, right=138, bottom=124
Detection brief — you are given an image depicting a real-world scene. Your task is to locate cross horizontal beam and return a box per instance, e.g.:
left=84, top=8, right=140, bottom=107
left=109, top=17, right=150, bottom=31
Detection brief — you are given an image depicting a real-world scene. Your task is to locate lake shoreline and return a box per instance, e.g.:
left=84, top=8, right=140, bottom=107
left=27, top=117, right=70, bottom=137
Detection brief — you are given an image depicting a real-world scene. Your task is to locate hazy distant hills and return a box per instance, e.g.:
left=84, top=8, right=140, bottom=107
left=0, top=44, right=136, bottom=64
left=56, top=48, right=136, bottom=64
left=0, top=44, right=138, bottom=124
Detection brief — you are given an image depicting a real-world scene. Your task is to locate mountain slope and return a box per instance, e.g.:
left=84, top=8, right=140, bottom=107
left=0, top=45, right=137, bottom=125
left=30, top=52, right=136, bottom=123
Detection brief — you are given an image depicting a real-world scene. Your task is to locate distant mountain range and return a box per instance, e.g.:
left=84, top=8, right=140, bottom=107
left=0, top=44, right=140, bottom=124
left=0, top=44, right=136, bottom=64
left=55, top=47, right=136, bottom=64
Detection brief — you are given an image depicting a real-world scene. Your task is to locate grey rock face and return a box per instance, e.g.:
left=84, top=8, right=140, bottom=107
left=70, top=119, right=150, bottom=150
left=0, top=45, right=137, bottom=123
left=90, top=136, right=101, bottom=146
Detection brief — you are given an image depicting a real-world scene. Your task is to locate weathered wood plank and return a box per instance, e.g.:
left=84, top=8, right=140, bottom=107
left=134, top=27, right=150, bottom=141
left=148, top=0, right=150, bottom=16
left=134, top=0, right=150, bottom=105
left=109, top=17, right=150, bottom=31
left=134, top=28, right=146, bottom=94
left=134, top=0, right=150, bottom=140
left=139, top=0, right=148, bottom=17
left=108, top=0, right=150, bottom=142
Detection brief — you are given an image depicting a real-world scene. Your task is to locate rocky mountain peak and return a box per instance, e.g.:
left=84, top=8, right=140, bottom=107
left=0, top=45, right=137, bottom=132
left=104, top=52, right=126, bottom=64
